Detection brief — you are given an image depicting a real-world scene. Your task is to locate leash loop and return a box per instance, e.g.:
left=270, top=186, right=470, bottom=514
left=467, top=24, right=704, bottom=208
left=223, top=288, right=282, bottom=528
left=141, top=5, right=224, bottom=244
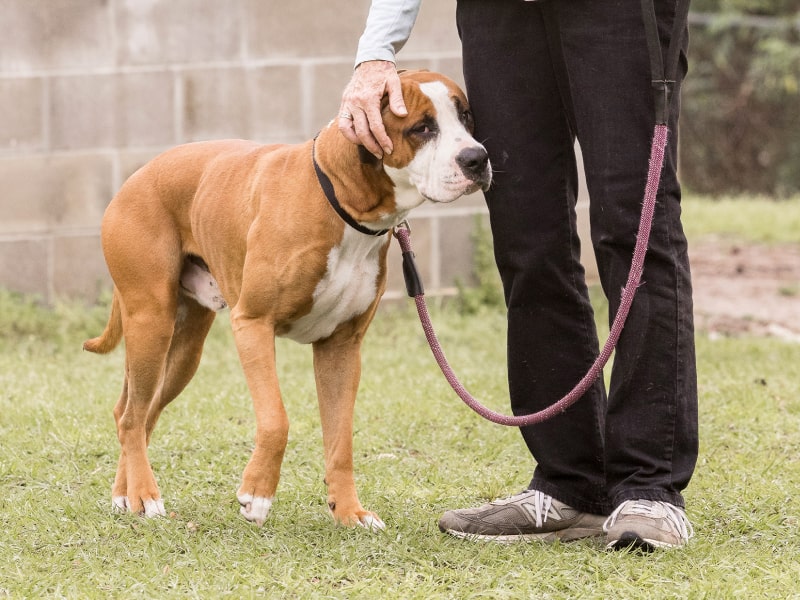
left=641, top=0, right=691, bottom=125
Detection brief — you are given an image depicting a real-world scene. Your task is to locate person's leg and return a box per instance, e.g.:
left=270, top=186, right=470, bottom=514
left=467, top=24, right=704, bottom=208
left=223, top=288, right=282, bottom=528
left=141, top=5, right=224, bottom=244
left=551, top=0, right=698, bottom=541
left=454, top=0, right=609, bottom=516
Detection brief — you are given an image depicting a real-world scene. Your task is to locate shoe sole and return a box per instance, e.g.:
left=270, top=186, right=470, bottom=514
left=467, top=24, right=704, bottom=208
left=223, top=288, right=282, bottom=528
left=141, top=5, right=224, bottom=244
left=605, top=531, right=682, bottom=552
left=441, top=526, right=605, bottom=544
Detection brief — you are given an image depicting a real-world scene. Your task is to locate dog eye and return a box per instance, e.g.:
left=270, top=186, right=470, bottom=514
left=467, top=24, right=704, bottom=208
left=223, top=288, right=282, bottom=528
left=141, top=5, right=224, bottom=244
left=460, top=109, right=474, bottom=130
left=411, top=123, right=432, bottom=135
left=407, top=118, right=438, bottom=139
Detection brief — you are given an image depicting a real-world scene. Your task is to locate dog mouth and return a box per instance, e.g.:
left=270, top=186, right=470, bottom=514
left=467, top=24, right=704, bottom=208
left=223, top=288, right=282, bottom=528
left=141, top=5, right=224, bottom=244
left=422, top=171, right=492, bottom=203
left=476, top=171, right=492, bottom=192
left=423, top=187, right=477, bottom=204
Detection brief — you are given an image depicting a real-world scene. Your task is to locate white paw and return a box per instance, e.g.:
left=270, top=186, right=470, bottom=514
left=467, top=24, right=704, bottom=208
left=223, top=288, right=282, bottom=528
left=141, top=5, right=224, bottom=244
left=238, top=493, right=273, bottom=526
left=111, top=496, right=166, bottom=517
left=112, top=496, right=129, bottom=512
left=359, top=514, right=386, bottom=532
left=143, top=498, right=166, bottom=517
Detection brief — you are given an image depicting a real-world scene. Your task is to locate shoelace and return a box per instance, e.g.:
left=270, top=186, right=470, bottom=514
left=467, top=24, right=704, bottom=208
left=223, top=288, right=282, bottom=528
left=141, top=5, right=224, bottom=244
left=532, top=490, right=554, bottom=528
left=495, top=490, right=555, bottom=528
left=603, top=500, right=695, bottom=541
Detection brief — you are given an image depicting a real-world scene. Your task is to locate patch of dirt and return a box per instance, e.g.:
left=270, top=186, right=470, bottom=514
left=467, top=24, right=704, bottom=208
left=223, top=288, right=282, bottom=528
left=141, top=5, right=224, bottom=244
left=690, top=238, right=800, bottom=342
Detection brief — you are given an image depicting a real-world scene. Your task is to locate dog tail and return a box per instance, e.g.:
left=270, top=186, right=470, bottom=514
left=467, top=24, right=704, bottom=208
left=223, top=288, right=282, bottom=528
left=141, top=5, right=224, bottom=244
left=83, top=289, right=123, bottom=354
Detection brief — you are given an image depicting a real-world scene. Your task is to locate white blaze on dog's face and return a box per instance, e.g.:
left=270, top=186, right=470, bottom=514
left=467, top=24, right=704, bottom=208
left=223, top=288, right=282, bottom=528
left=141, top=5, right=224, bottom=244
left=383, top=72, right=492, bottom=205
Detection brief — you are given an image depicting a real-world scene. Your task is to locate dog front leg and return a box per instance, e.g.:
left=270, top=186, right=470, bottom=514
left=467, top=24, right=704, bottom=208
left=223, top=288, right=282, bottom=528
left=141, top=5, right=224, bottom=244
left=313, top=336, right=384, bottom=531
left=231, top=312, right=288, bottom=526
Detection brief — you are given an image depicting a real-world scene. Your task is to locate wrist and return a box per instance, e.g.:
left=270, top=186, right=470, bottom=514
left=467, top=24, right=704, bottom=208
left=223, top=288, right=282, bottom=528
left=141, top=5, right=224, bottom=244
left=355, top=59, right=396, bottom=71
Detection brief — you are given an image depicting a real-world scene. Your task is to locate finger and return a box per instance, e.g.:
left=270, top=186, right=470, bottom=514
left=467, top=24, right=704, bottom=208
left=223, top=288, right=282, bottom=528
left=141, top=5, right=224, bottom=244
left=385, top=75, right=408, bottom=118
left=352, top=110, right=384, bottom=158
left=338, top=117, right=361, bottom=146
left=362, top=105, right=393, bottom=156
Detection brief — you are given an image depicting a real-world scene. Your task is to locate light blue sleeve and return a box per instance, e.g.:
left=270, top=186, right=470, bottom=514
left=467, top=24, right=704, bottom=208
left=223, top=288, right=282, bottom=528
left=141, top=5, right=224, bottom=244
left=355, top=0, right=422, bottom=66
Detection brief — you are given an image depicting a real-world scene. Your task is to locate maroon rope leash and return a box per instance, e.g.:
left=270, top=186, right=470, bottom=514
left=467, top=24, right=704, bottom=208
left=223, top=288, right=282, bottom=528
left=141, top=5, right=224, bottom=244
left=394, top=124, right=668, bottom=427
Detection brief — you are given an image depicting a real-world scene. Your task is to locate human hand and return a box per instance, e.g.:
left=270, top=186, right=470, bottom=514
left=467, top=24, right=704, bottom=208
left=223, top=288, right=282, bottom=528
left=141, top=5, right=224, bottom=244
left=338, top=60, right=408, bottom=158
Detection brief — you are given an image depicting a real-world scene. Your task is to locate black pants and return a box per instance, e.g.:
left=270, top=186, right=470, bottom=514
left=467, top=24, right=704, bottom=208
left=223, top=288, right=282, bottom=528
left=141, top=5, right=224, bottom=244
left=456, top=0, right=698, bottom=515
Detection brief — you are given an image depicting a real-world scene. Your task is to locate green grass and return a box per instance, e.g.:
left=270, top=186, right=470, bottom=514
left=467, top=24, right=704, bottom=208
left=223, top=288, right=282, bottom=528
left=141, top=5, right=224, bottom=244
left=2, top=196, right=799, bottom=598
left=682, top=194, right=800, bottom=242
left=2, top=289, right=799, bottom=599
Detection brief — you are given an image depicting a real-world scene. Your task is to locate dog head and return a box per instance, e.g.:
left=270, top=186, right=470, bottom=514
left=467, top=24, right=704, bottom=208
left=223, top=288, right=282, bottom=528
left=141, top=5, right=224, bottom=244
left=381, top=70, right=492, bottom=204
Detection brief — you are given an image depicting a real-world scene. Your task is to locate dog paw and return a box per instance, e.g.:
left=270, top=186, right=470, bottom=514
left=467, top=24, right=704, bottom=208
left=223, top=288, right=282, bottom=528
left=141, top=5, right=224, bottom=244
left=331, top=505, right=386, bottom=531
left=238, top=493, right=273, bottom=526
left=143, top=498, right=166, bottom=518
left=358, top=513, right=386, bottom=532
left=112, top=496, right=129, bottom=512
left=111, top=496, right=166, bottom=518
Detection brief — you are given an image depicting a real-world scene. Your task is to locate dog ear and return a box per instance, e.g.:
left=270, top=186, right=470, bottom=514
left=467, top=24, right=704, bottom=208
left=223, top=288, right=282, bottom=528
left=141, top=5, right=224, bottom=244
left=358, top=144, right=382, bottom=167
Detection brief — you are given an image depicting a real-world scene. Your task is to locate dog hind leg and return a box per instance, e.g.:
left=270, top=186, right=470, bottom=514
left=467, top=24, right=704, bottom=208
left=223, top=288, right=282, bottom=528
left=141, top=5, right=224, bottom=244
left=144, top=298, right=217, bottom=443
left=111, top=297, right=216, bottom=514
left=111, top=378, right=130, bottom=511
left=115, top=298, right=177, bottom=517
left=100, top=190, right=189, bottom=517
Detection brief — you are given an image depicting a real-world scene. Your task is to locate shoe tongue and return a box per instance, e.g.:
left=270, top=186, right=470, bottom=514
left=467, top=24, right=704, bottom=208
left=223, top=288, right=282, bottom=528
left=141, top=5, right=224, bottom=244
left=630, top=500, right=662, bottom=517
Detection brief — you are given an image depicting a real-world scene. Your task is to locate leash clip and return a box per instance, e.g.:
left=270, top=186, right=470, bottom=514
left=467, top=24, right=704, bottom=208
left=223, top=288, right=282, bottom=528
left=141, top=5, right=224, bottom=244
left=393, top=219, right=411, bottom=235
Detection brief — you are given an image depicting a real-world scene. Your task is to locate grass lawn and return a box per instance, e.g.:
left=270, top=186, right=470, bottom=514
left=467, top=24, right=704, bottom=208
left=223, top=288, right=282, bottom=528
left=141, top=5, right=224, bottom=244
left=1, top=196, right=799, bottom=599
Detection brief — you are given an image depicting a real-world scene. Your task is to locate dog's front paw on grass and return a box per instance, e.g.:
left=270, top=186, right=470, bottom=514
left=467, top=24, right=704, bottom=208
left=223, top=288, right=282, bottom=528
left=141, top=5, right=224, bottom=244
left=237, top=492, right=274, bottom=526
left=112, top=495, right=129, bottom=513
left=355, top=512, right=385, bottom=532
left=111, top=495, right=166, bottom=518
left=329, top=502, right=385, bottom=532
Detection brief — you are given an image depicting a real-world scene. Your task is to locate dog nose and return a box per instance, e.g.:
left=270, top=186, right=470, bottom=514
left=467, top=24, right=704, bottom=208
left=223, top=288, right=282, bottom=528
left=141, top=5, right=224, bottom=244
left=456, top=146, right=490, bottom=181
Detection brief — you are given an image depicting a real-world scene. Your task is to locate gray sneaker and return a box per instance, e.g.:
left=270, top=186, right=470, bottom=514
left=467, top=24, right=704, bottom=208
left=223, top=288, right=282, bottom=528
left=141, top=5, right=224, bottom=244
left=604, top=499, right=694, bottom=551
left=438, top=489, right=607, bottom=543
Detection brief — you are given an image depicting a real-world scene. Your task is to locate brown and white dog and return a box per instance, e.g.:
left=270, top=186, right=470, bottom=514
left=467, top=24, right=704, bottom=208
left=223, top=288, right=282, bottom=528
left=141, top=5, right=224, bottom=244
left=84, top=70, right=491, bottom=530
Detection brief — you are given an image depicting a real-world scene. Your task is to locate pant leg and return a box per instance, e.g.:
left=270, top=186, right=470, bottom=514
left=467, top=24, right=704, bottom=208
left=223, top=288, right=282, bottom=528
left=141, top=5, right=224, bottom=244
left=457, top=0, right=610, bottom=515
left=550, top=0, right=699, bottom=507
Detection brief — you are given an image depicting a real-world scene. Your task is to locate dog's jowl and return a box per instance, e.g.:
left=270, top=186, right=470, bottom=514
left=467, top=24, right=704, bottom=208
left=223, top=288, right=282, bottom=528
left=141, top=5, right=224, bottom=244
left=84, top=70, right=491, bottom=529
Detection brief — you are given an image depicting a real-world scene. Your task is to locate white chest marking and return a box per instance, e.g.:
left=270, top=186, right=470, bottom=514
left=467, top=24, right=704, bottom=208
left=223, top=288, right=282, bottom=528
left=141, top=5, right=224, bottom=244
left=284, top=228, right=383, bottom=344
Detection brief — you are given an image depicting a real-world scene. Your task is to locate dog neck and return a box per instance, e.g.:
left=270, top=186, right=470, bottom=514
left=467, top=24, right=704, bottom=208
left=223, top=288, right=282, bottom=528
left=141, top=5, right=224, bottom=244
left=312, top=137, right=390, bottom=237
left=313, top=124, right=404, bottom=231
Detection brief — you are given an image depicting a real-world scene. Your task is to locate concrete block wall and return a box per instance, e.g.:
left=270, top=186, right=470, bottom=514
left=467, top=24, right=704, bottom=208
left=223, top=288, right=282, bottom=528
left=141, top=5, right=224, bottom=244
left=0, top=0, right=592, bottom=304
